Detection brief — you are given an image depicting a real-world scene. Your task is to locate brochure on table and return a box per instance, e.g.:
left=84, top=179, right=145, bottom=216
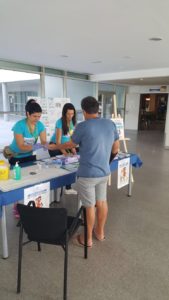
left=28, top=97, right=70, bottom=140
left=40, top=155, right=80, bottom=172
left=24, top=182, right=50, bottom=207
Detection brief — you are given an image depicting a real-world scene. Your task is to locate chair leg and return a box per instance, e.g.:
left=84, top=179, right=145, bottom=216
left=17, top=226, right=23, bottom=293
left=37, top=242, right=41, bottom=251
left=63, top=237, right=68, bottom=300
left=83, top=208, right=88, bottom=259
left=60, top=187, right=63, bottom=197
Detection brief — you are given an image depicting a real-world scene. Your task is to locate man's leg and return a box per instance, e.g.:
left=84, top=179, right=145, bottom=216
left=76, top=205, right=95, bottom=247
left=94, top=176, right=109, bottom=240
left=95, top=200, right=108, bottom=240
left=76, top=177, right=96, bottom=247
left=85, top=205, right=95, bottom=246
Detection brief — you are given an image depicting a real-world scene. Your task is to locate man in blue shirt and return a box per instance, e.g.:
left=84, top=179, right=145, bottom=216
left=48, top=96, right=119, bottom=247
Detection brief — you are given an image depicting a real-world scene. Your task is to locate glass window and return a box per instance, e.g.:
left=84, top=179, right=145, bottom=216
left=0, top=70, right=40, bottom=150
left=45, top=75, right=63, bottom=98
left=67, top=78, right=96, bottom=122
left=67, top=78, right=97, bottom=109
left=99, top=83, right=126, bottom=119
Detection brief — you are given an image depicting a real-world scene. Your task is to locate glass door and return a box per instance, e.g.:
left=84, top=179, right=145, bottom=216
left=98, top=92, right=115, bottom=119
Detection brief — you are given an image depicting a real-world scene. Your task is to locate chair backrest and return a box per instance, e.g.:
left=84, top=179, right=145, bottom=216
left=17, top=204, right=68, bottom=245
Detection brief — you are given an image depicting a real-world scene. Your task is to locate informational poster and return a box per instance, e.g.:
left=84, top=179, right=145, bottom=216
left=117, top=157, right=130, bottom=189
left=24, top=182, right=50, bottom=207
left=112, top=118, right=124, bottom=140
left=27, top=97, right=70, bottom=140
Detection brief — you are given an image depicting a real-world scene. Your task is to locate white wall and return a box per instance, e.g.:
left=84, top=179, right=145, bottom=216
left=125, top=93, right=140, bottom=130
left=0, top=85, right=2, bottom=109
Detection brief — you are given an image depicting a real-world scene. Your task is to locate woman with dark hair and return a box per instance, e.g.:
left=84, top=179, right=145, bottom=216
left=8, top=99, right=46, bottom=165
left=8, top=99, right=46, bottom=217
left=49, top=102, right=77, bottom=194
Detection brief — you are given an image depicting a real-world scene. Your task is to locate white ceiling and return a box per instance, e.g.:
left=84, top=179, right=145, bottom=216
left=1, top=0, right=169, bottom=85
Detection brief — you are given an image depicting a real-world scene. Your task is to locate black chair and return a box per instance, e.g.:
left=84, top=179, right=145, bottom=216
left=16, top=201, right=87, bottom=300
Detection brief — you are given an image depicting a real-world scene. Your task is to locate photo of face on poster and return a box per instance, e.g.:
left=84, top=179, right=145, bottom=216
left=35, top=196, right=43, bottom=208
left=117, top=158, right=130, bottom=189
left=24, top=182, right=50, bottom=207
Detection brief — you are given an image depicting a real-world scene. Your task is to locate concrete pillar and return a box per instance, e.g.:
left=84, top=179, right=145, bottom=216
left=40, top=66, right=45, bottom=97
left=2, top=83, right=9, bottom=121
left=63, top=71, right=67, bottom=98
left=164, top=95, right=169, bottom=148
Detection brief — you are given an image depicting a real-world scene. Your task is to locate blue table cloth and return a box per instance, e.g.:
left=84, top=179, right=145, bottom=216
left=0, top=153, right=142, bottom=209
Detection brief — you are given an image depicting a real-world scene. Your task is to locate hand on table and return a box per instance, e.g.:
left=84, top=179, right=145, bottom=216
left=71, top=148, right=77, bottom=155
left=32, top=143, right=44, bottom=151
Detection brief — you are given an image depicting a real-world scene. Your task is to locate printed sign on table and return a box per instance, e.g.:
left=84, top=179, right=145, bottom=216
left=117, top=157, right=130, bottom=189
left=112, top=118, right=124, bottom=140
left=24, top=182, right=50, bottom=207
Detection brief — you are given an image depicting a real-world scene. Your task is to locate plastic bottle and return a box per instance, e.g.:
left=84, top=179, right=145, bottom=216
left=13, top=162, right=21, bottom=180
left=0, top=160, right=9, bottom=180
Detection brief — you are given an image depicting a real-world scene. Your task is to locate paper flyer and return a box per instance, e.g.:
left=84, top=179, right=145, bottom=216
left=117, top=157, right=130, bottom=189
left=24, top=182, right=50, bottom=207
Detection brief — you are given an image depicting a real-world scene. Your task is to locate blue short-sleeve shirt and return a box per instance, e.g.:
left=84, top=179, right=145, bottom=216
left=72, top=118, right=119, bottom=177
left=10, top=118, right=45, bottom=158
left=50, top=118, right=75, bottom=144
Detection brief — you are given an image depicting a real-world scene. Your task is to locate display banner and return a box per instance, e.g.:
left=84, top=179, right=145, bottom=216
left=111, top=118, right=124, bottom=140
left=117, top=157, right=130, bottom=189
left=24, top=182, right=50, bottom=207
left=28, top=97, right=70, bottom=140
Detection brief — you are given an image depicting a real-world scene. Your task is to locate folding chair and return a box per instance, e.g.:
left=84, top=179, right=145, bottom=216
left=16, top=201, right=87, bottom=300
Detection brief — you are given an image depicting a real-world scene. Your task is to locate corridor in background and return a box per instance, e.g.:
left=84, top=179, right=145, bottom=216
left=138, top=93, right=168, bottom=131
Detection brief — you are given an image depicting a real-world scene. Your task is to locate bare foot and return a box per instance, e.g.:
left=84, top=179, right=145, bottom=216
left=73, top=234, right=93, bottom=248
left=93, top=229, right=105, bottom=241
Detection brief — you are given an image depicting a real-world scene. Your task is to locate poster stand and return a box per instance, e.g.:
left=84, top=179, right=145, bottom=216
left=108, top=94, right=134, bottom=185
left=112, top=94, right=130, bottom=153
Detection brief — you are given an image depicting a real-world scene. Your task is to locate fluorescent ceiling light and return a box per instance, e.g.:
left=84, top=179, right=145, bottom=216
left=149, top=37, right=162, bottom=41
left=60, top=55, right=69, bottom=58
left=0, top=69, right=40, bottom=83
left=92, top=61, right=102, bottom=64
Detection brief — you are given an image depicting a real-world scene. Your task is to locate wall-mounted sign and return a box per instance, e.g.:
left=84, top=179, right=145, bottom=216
left=149, top=86, right=167, bottom=92
left=149, top=88, right=160, bottom=92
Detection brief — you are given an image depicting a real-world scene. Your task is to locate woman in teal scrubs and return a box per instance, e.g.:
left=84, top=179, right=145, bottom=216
left=8, top=99, right=46, bottom=218
left=48, top=102, right=77, bottom=194
left=9, top=99, right=46, bottom=165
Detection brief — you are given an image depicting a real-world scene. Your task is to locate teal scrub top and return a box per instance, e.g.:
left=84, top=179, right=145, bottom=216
left=50, top=118, right=74, bottom=144
left=10, top=118, right=45, bottom=158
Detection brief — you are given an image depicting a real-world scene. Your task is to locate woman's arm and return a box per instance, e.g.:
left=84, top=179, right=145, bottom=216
left=112, top=140, right=120, bottom=155
left=56, top=128, right=68, bottom=156
left=48, top=140, right=77, bottom=151
left=39, top=130, right=47, bottom=144
left=71, top=147, right=77, bottom=155
left=15, top=134, right=33, bottom=152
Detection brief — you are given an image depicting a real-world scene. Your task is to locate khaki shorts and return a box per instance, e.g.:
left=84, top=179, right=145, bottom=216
left=77, top=176, right=109, bottom=207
